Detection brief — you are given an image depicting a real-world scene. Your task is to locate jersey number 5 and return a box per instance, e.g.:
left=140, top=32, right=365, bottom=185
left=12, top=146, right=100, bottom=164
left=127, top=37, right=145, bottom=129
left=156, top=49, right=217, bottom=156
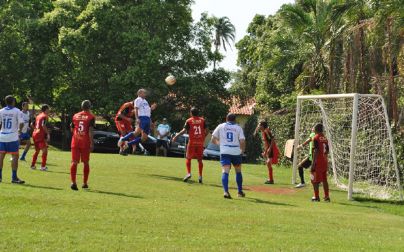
left=78, top=121, right=84, bottom=132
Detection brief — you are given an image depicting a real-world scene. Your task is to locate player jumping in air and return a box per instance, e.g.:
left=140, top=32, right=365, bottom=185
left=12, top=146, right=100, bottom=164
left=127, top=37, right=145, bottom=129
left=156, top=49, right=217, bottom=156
left=257, top=121, right=279, bottom=184
left=118, top=89, right=157, bottom=155
left=295, top=127, right=315, bottom=188
left=310, top=123, right=330, bottom=202
left=19, top=102, right=32, bottom=161
left=70, top=100, right=95, bottom=191
left=115, top=100, right=136, bottom=154
left=0, top=95, right=25, bottom=184
left=212, top=113, right=246, bottom=199
left=31, top=104, right=50, bottom=171
left=172, top=107, right=208, bottom=183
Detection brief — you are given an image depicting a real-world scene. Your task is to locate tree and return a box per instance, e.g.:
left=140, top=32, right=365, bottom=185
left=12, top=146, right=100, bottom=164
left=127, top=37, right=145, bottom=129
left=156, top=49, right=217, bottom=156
left=212, top=16, right=235, bottom=69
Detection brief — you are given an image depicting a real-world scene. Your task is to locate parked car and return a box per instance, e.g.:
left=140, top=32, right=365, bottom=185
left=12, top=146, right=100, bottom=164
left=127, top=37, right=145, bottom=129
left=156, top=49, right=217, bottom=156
left=93, top=130, right=157, bottom=155
left=168, top=134, right=188, bottom=157
left=203, top=142, right=220, bottom=160
left=203, top=142, right=247, bottom=160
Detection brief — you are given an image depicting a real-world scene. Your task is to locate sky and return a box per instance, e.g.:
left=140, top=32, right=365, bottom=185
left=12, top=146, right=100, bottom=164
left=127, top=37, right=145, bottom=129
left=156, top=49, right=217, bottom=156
left=191, top=0, right=294, bottom=72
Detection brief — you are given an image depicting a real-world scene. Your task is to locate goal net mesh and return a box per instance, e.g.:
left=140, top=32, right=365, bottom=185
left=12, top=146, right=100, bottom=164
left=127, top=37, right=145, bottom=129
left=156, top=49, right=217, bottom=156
left=295, top=95, right=402, bottom=200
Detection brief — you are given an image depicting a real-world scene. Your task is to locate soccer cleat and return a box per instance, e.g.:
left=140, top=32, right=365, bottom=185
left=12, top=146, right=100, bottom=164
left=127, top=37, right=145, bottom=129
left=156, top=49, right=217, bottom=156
left=183, top=174, right=192, bottom=182
left=264, top=179, right=274, bottom=184
left=198, top=176, right=203, bottom=184
left=311, top=196, right=320, bottom=202
left=30, top=166, right=36, bottom=170
left=82, top=184, right=89, bottom=189
left=237, top=191, right=246, bottom=198
left=19, top=157, right=26, bottom=161
left=223, top=192, right=232, bottom=199
left=40, top=167, right=48, bottom=171
left=295, top=183, right=306, bottom=188
left=0, top=178, right=2, bottom=183
left=324, top=197, right=331, bottom=202
left=71, top=183, right=78, bottom=191
left=119, top=150, right=128, bottom=156
left=11, top=178, right=25, bottom=184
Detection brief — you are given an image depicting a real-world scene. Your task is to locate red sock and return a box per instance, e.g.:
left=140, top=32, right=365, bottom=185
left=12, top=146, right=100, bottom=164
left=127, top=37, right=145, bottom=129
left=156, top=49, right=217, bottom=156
left=41, top=152, right=47, bottom=167
left=70, top=163, right=77, bottom=184
left=198, top=159, right=203, bottom=177
left=186, top=159, right=191, bottom=174
left=267, top=162, right=273, bottom=181
left=83, top=163, right=90, bottom=185
left=31, top=150, right=39, bottom=166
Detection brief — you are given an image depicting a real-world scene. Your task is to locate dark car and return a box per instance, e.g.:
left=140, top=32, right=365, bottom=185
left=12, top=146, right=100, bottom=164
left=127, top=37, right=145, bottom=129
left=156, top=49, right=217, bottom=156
left=93, top=130, right=157, bottom=155
left=168, top=134, right=188, bottom=157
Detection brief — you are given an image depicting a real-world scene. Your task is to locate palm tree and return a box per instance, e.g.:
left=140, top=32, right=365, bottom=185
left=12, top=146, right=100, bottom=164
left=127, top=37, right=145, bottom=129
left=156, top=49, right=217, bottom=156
left=212, top=16, right=235, bottom=69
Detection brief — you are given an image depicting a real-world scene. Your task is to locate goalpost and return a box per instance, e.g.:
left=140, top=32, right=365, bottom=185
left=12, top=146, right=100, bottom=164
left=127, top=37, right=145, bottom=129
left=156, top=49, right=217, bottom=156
left=292, top=93, right=403, bottom=201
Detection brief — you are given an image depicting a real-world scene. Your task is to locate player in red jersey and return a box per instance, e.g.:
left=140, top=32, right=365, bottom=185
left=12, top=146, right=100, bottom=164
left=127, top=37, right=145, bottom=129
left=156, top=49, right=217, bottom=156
left=310, top=123, right=330, bottom=202
left=31, top=105, right=50, bottom=171
left=70, top=100, right=95, bottom=191
left=115, top=101, right=136, bottom=153
left=172, top=107, right=208, bottom=183
left=257, top=121, right=279, bottom=184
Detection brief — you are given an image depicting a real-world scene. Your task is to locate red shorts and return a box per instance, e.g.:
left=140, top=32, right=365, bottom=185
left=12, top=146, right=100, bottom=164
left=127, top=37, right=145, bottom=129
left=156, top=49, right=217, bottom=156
left=34, top=141, right=47, bottom=150
left=186, top=145, right=204, bottom=159
left=71, top=147, right=91, bottom=163
left=311, top=169, right=327, bottom=183
left=115, top=120, right=133, bottom=135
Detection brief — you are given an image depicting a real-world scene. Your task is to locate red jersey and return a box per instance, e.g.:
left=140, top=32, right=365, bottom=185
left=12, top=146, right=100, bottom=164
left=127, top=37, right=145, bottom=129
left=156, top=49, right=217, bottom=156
left=71, top=111, right=95, bottom=149
left=261, top=128, right=280, bottom=164
left=115, top=102, right=135, bottom=122
left=312, top=133, right=329, bottom=171
left=184, top=116, right=206, bottom=147
left=32, top=112, right=48, bottom=141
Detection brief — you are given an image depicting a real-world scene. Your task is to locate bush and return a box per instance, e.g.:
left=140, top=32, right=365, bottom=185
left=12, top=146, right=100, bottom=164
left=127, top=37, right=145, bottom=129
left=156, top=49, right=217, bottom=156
left=243, top=114, right=262, bottom=163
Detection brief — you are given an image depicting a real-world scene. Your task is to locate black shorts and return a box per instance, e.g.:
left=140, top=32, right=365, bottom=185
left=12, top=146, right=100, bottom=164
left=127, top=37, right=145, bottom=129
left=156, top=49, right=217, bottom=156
left=156, top=139, right=168, bottom=149
left=298, top=156, right=312, bottom=169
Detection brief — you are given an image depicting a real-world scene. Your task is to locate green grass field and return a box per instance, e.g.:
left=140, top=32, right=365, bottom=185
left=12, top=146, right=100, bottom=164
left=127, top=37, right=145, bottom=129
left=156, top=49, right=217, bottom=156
left=1, top=150, right=403, bottom=251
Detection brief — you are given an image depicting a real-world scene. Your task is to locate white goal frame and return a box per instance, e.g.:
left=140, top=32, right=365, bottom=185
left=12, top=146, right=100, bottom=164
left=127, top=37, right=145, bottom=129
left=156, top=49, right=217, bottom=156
left=292, top=93, right=403, bottom=201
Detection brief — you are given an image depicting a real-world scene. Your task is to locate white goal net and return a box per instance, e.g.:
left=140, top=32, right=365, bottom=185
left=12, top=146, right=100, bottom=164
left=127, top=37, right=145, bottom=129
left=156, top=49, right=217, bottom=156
left=292, top=93, right=403, bottom=200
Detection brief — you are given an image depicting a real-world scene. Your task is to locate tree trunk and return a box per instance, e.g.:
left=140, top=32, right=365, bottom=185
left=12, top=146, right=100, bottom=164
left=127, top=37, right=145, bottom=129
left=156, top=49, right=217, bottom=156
left=387, top=17, right=398, bottom=126
left=358, top=26, right=368, bottom=93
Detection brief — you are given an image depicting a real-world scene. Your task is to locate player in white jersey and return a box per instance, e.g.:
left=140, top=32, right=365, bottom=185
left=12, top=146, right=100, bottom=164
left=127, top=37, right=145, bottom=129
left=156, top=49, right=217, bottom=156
left=0, top=95, right=25, bottom=184
left=118, top=89, right=157, bottom=155
left=211, top=113, right=246, bottom=199
left=19, top=102, right=32, bottom=161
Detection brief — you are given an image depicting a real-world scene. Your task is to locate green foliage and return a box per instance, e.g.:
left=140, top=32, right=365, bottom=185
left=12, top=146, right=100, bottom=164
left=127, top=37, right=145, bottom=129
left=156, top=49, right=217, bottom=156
left=243, top=114, right=261, bottom=163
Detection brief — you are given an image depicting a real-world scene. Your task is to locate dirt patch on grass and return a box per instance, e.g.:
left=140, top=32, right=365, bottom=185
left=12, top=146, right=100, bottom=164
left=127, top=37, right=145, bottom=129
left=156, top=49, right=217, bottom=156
left=245, top=186, right=297, bottom=195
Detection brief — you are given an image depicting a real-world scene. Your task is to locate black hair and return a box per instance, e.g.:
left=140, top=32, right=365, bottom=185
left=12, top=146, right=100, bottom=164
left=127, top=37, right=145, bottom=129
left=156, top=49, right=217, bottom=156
left=259, top=120, right=268, bottom=129
left=190, top=107, right=199, bottom=116
left=226, top=113, right=236, bottom=122
left=81, top=100, right=91, bottom=110
left=41, top=104, right=50, bottom=112
left=314, top=123, right=324, bottom=133
left=5, top=95, right=15, bottom=106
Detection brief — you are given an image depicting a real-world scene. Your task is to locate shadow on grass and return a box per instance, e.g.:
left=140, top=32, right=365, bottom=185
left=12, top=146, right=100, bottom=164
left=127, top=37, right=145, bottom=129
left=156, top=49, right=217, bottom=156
left=244, top=197, right=296, bottom=207
left=149, top=174, right=196, bottom=184
left=87, top=189, right=143, bottom=199
left=352, top=196, right=404, bottom=205
left=32, top=162, right=57, bottom=167
left=45, top=170, right=71, bottom=175
left=22, top=184, right=63, bottom=191
left=336, top=202, right=379, bottom=210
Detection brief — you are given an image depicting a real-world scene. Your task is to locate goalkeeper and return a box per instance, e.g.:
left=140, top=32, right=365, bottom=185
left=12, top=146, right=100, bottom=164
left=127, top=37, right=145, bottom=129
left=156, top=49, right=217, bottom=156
left=295, top=127, right=315, bottom=188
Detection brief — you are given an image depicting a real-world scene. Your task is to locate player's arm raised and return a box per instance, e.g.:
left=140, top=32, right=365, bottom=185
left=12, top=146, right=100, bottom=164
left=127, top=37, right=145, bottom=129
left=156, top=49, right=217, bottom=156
left=118, top=106, right=133, bottom=123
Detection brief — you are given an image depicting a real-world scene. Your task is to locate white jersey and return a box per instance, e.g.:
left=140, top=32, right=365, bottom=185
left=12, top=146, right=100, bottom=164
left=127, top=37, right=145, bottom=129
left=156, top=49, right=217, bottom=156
left=0, top=106, right=23, bottom=142
left=21, top=110, right=30, bottom=133
left=212, top=122, right=245, bottom=155
left=134, top=97, right=151, bottom=117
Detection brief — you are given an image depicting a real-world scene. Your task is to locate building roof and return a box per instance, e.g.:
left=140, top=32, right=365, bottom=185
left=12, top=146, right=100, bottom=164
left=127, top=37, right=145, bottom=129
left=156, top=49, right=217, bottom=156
left=228, top=98, right=256, bottom=116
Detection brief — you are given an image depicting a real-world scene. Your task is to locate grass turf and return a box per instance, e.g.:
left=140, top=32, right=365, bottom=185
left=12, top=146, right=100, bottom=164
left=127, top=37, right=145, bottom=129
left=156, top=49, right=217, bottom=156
left=0, top=150, right=403, bottom=251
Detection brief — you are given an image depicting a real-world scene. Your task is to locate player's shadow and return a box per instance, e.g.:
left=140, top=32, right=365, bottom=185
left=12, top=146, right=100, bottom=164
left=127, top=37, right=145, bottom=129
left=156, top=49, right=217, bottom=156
left=45, top=170, right=71, bottom=175
left=22, top=184, right=63, bottom=191
left=87, top=189, right=143, bottom=199
left=149, top=174, right=196, bottom=184
left=32, top=162, right=57, bottom=167
left=245, top=197, right=295, bottom=207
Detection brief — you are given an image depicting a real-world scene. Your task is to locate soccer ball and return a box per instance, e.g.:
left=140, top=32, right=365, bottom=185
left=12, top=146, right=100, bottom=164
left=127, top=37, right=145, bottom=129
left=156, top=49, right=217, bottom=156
left=165, top=75, right=176, bottom=86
